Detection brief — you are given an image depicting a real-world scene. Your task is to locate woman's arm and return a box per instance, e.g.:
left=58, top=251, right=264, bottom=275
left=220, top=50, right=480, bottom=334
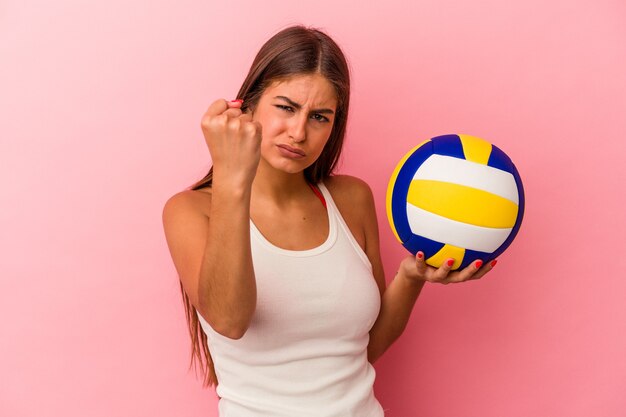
left=162, top=183, right=257, bottom=340
left=355, top=179, right=425, bottom=363
left=162, top=99, right=263, bottom=340
left=359, top=179, right=496, bottom=363
left=368, top=269, right=425, bottom=364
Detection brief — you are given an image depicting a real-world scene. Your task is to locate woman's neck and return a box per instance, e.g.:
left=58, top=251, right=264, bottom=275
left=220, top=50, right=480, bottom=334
left=252, top=159, right=311, bottom=205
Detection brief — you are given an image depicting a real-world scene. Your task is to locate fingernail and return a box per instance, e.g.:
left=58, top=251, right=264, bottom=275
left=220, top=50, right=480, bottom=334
left=446, top=259, right=454, bottom=267
left=490, top=260, right=498, bottom=267
left=417, top=252, right=424, bottom=259
left=230, top=99, right=243, bottom=103
left=474, top=260, right=483, bottom=269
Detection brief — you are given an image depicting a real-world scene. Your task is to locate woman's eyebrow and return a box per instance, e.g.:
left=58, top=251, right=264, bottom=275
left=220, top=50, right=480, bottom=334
left=274, top=96, right=335, bottom=114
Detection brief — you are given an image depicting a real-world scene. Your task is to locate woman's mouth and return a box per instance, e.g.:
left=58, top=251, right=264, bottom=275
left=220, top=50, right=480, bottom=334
left=277, top=144, right=306, bottom=159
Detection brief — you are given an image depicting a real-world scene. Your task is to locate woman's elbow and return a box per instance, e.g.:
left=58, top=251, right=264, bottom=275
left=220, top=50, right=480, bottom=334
left=199, top=308, right=250, bottom=340
left=215, top=324, right=248, bottom=340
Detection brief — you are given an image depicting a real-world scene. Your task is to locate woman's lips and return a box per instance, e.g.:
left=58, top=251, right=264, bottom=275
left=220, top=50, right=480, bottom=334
left=277, top=144, right=306, bottom=158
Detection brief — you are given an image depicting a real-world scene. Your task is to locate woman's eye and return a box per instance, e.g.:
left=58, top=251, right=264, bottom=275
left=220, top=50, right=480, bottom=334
left=275, top=105, right=329, bottom=123
left=312, top=114, right=329, bottom=123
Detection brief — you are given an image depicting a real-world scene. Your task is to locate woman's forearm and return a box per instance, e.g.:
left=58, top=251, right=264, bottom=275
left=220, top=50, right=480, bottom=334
left=197, top=179, right=257, bottom=340
left=367, top=270, right=425, bottom=363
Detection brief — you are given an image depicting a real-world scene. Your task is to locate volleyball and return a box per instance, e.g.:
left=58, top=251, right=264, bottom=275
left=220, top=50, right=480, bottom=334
left=386, top=134, right=525, bottom=270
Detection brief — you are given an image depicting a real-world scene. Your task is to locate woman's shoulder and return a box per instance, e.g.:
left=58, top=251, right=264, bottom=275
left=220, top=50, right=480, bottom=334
left=324, top=175, right=376, bottom=229
left=163, top=187, right=213, bottom=219
left=324, top=174, right=373, bottom=203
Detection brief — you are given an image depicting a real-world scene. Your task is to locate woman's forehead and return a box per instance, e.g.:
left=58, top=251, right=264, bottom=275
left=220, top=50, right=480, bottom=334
left=264, top=74, right=337, bottom=106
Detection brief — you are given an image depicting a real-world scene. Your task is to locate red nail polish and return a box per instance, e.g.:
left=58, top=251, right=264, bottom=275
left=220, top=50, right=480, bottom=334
left=417, top=252, right=423, bottom=259
left=490, top=260, right=498, bottom=267
left=475, top=260, right=483, bottom=269
left=446, top=259, right=454, bottom=267
left=231, top=99, right=243, bottom=103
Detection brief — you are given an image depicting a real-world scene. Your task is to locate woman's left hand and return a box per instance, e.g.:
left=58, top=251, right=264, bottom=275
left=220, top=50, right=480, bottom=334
left=399, top=251, right=497, bottom=285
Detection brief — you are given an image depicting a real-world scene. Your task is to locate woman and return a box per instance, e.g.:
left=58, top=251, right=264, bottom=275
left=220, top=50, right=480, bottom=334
left=162, top=24, right=495, bottom=416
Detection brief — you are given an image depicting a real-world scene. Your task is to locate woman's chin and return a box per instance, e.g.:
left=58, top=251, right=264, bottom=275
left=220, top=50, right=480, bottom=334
left=272, top=158, right=311, bottom=174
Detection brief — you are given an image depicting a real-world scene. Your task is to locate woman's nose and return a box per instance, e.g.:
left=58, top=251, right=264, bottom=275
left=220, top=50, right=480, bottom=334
left=288, top=113, right=307, bottom=142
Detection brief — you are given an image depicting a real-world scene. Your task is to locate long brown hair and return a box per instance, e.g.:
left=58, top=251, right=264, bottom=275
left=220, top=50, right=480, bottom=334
left=181, top=24, right=352, bottom=388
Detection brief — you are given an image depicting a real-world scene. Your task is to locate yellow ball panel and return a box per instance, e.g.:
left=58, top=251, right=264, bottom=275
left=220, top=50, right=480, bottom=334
left=407, top=180, right=519, bottom=228
left=426, top=244, right=465, bottom=270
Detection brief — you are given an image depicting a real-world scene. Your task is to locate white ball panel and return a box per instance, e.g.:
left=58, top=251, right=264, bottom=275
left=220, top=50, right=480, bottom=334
left=406, top=203, right=511, bottom=253
left=412, top=155, right=519, bottom=205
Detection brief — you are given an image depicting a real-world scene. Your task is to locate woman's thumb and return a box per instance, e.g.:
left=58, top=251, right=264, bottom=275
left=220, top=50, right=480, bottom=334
left=228, top=99, right=244, bottom=108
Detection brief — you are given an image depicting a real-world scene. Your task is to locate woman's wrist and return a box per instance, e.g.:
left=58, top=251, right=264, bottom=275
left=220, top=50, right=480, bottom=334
left=212, top=172, right=253, bottom=196
left=396, top=264, right=426, bottom=287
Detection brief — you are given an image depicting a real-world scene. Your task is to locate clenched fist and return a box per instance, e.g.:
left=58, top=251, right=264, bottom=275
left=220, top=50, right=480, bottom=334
left=201, top=99, right=263, bottom=189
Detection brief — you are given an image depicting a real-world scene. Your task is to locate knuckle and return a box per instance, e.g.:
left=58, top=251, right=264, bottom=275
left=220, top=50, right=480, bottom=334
left=214, top=114, right=228, bottom=126
left=243, top=122, right=257, bottom=135
left=202, top=115, right=223, bottom=131
left=200, top=115, right=212, bottom=127
left=219, top=98, right=230, bottom=109
left=228, top=118, right=241, bottom=130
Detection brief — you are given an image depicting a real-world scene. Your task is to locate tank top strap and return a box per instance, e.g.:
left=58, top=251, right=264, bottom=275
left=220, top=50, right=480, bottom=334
left=315, top=180, right=373, bottom=271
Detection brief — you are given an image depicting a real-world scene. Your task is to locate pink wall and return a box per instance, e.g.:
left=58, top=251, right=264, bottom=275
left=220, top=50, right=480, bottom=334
left=1, top=0, right=624, bottom=416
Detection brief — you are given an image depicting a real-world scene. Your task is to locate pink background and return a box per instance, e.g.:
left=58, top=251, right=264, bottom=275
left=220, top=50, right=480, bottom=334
left=2, top=1, right=625, bottom=416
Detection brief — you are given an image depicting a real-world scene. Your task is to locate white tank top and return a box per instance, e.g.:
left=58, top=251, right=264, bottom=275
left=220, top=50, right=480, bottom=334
left=197, top=181, right=385, bottom=416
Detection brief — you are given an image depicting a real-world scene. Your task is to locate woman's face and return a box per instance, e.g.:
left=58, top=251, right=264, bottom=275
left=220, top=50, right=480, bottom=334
left=251, top=73, right=338, bottom=174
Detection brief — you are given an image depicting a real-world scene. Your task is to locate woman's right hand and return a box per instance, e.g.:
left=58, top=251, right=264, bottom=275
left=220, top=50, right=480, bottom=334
left=201, top=99, right=263, bottom=189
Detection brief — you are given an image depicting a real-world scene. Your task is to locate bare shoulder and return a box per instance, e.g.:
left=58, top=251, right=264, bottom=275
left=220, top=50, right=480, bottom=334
left=162, top=187, right=213, bottom=220
left=324, top=174, right=375, bottom=224
left=324, top=174, right=374, bottom=204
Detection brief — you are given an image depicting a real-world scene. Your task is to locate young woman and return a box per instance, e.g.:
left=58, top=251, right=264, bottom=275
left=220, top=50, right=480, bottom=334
left=162, top=24, right=495, bottom=416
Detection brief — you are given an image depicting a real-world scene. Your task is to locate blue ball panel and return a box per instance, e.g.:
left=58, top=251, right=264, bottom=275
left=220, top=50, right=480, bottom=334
left=404, top=233, right=446, bottom=258
left=460, top=248, right=493, bottom=270
left=391, top=141, right=434, bottom=243
left=487, top=144, right=513, bottom=171
left=431, top=134, right=465, bottom=159
left=492, top=168, right=525, bottom=260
